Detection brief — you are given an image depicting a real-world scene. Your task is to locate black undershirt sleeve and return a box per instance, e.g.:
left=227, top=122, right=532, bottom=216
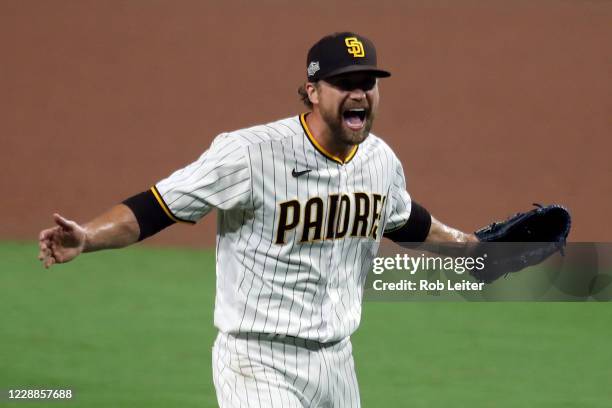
left=383, top=201, right=432, bottom=243
left=122, top=189, right=176, bottom=241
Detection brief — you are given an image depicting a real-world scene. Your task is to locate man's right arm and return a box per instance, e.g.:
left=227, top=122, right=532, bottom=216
left=38, top=184, right=187, bottom=269
left=38, top=204, right=142, bottom=269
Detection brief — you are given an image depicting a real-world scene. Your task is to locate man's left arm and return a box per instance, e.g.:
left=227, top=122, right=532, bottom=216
left=383, top=201, right=477, bottom=244
left=426, top=215, right=478, bottom=243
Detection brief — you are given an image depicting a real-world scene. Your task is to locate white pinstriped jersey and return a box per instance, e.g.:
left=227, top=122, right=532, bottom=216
left=154, top=114, right=412, bottom=342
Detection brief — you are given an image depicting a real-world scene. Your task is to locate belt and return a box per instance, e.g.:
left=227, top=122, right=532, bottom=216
left=227, top=332, right=345, bottom=350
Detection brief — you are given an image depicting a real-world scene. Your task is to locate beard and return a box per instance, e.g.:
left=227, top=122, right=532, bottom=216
left=320, top=104, right=375, bottom=146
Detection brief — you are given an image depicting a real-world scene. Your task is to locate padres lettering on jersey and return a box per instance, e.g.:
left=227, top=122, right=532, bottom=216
left=155, top=114, right=412, bottom=342
left=275, top=193, right=386, bottom=244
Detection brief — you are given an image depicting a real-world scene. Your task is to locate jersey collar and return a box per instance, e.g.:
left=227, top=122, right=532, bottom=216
left=299, top=113, right=358, bottom=165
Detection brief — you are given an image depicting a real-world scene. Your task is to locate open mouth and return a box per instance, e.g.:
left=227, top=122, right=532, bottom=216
left=342, top=108, right=367, bottom=130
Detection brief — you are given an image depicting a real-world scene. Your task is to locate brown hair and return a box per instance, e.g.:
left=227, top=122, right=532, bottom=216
left=297, top=82, right=317, bottom=109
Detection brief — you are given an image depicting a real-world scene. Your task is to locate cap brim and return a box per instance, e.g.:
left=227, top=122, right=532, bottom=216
left=321, top=65, right=391, bottom=79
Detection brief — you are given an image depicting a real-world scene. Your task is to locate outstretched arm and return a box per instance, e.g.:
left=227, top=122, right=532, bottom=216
left=38, top=204, right=140, bottom=269
left=385, top=202, right=477, bottom=244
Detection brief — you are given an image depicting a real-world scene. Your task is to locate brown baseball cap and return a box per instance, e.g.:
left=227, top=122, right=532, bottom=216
left=306, top=32, right=391, bottom=82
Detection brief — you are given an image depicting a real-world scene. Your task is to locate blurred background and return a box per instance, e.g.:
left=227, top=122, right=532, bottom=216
left=2, top=0, right=611, bottom=245
left=1, top=1, right=611, bottom=407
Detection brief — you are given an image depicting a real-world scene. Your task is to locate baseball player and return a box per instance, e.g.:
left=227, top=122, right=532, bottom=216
left=38, top=32, right=478, bottom=407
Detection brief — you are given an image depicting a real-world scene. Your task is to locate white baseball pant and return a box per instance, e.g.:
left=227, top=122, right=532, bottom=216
left=213, top=332, right=361, bottom=407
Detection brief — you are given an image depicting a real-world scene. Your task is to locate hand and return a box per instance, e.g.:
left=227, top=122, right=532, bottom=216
left=38, top=213, right=87, bottom=268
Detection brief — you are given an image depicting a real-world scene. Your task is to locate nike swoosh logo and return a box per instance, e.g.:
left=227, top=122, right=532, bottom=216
left=292, top=168, right=312, bottom=177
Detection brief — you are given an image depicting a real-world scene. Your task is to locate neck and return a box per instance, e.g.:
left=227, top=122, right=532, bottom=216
left=304, top=111, right=356, bottom=164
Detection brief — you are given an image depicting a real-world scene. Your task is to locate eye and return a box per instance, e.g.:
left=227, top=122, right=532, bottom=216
left=359, top=77, right=377, bottom=91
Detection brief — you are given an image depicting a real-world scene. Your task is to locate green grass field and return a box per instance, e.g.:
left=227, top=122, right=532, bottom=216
left=1, top=241, right=611, bottom=407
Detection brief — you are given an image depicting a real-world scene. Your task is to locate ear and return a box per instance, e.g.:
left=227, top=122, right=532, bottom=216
left=305, top=82, right=319, bottom=105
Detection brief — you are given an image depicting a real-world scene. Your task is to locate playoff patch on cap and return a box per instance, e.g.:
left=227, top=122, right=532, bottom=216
left=306, top=32, right=391, bottom=81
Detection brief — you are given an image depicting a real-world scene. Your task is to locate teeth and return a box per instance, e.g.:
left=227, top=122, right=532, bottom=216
left=348, top=108, right=365, bottom=112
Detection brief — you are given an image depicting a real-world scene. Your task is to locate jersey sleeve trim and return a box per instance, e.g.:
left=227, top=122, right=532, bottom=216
left=383, top=201, right=431, bottom=242
left=121, top=190, right=176, bottom=241
left=150, top=186, right=195, bottom=224
left=384, top=218, right=409, bottom=234
left=299, top=113, right=358, bottom=165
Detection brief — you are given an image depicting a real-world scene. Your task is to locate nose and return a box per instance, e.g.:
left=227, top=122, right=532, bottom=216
left=348, top=88, right=366, bottom=100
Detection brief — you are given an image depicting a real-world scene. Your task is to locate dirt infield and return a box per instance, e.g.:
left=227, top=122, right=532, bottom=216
left=2, top=0, right=611, bottom=247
